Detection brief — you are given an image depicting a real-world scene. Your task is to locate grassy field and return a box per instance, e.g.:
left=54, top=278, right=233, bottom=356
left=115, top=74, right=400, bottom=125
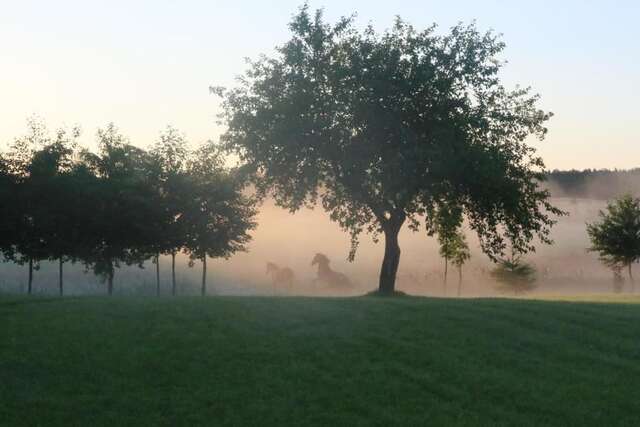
left=2, top=295, right=640, bottom=426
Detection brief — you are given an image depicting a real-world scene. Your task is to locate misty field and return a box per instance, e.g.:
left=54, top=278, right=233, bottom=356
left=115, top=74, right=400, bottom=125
left=2, top=295, right=640, bottom=426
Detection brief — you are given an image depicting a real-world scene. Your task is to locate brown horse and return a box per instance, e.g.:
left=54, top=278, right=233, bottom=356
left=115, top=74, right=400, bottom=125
left=311, top=253, right=352, bottom=289
left=266, top=262, right=294, bottom=294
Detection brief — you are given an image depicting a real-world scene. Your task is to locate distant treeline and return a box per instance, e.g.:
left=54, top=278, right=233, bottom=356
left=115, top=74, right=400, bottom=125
left=546, top=169, right=640, bottom=200
left=0, top=118, right=256, bottom=297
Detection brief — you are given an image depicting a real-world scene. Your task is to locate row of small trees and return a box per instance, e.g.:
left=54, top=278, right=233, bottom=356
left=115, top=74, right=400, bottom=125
left=0, top=118, right=256, bottom=296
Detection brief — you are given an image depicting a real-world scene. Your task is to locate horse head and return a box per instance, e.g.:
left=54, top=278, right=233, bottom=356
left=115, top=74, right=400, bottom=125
left=311, top=253, right=330, bottom=267
left=266, top=262, right=278, bottom=274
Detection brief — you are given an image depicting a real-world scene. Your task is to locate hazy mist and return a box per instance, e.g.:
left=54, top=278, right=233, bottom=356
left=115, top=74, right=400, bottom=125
left=0, top=191, right=627, bottom=298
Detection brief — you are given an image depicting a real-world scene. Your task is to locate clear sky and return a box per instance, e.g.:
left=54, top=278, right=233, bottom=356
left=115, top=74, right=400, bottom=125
left=1, top=0, right=638, bottom=170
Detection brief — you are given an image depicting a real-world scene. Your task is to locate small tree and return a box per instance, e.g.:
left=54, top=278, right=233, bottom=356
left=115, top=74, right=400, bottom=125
left=183, top=142, right=257, bottom=296
left=587, top=194, right=640, bottom=292
left=427, top=202, right=463, bottom=295
left=451, top=233, right=471, bottom=297
left=81, top=124, right=160, bottom=295
left=491, top=252, right=537, bottom=295
left=150, top=126, right=191, bottom=296
left=36, top=128, right=81, bottom=296
left=612, top=265, right=624, bottom=294
left=6, top=117, right=56, bottom=294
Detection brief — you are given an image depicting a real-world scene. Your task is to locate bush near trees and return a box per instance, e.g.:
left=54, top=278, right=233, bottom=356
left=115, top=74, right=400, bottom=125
left=0, top=118, right=256, bottom=296
left=491, top=253, right=537, bottom=295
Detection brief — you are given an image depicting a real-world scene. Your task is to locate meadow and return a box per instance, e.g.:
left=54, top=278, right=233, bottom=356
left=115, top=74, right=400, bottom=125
left=2, top=294, right=640, bottom=426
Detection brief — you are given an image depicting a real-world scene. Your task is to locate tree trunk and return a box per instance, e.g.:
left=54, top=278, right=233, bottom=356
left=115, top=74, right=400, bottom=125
left=457, top=266, right=462, bottom=297
left=27, top=257, right=33, bottom=295
left=629, top=263, right=634, bottom=293
left=171, top=252, right=177, bottom=296
left=443, top=257, right=448, bottom=296
left=201, top=256, right=207, bottom=297
left=155, top=253, right=161, bottom=297
left=378, top=215, right=405, bottom=294
left=107, top=268, right=114, bottom=296
left=59, top=258, right=64, bottom=297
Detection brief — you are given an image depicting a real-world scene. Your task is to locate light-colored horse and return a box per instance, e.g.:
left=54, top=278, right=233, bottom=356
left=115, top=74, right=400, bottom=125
left=311, top=253, right=352, bottom=289
left=266, top=262, right=294, bottom=295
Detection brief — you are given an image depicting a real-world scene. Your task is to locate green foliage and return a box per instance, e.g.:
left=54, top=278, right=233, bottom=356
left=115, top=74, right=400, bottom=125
left=587, top=194, right=640, bottom=277
left=450, top=233, right=471, bottom=269
left=183, top=142, right=257, bottom=263
left=547, top=168, right=640, bottom=200
left=426, top=201, right=471, bottom=290
left=149, top=126, right=191, bottom=258
left=79, top=124, right=161, bottom=286
left=0, top=155, right=19, bottom=261
left=427, top=201, right=470, bottom=265
left=0, top=119, right=257, bottom=295
left=4, top=117, right=81, bottom=269
left=217, top=5, right=562, bottom=291
left=491, top=254, right=537, bottom=294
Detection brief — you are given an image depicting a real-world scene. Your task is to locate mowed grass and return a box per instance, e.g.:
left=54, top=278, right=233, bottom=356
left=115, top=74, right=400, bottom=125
left=2, top=295, right=640, bottom=426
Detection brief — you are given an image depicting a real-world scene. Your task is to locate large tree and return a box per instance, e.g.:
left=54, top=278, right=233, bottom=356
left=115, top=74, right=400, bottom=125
left=587, top=194, right=640, bottom=292
left=217, top=6, right=562, bottom=293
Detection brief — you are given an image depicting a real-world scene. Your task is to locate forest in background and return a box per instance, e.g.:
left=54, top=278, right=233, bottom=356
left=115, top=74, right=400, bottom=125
left=547, top=169, right=640, bottom=199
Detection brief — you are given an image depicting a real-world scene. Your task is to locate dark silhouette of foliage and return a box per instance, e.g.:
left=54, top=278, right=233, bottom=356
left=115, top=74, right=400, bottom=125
left=491, top=254, right=537, bottom=295
left=451, top=234, right=471, bottom=297
left=426, top=201, right=465, bottom=294
left=1, top=117, right=257, bottom=297
left=0, top=155, right=19, bottom=263
left=587, top=194, right=640, bottom=292
left=150, top=126, right=191, bottom=296
left=183, top=142, right=257, bottom=296
left=216, top=5, right=562, bottom=294
left=547, top=169, right=640, bottom=200
left=4, top=117, right=80, bottom=294
left=81, top=124, right=177, bottom=295
left=31, top=127, right=81, bottom=296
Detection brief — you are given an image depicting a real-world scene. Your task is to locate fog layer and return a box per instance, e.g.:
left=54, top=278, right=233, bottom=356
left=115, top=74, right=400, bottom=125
left=1, top=196, right=626, bottom=297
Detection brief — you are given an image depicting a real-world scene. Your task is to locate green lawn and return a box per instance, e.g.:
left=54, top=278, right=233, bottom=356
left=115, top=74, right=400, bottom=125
left=2, top=295, right=640, bottom=426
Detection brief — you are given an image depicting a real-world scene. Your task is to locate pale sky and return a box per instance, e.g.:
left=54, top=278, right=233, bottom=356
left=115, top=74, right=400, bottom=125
left=1, top=0, right=638, bottom=170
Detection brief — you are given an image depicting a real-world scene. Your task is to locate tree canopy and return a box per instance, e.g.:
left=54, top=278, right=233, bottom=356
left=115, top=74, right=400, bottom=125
left=216, top=6, right=562, bottom=293
left=0, top=119, right=257, bottom=296
left=587, top=194, right=640, bottom=289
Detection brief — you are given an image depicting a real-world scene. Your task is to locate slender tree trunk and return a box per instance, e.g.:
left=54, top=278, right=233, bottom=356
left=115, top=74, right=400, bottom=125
left=27, top=257, right=33, bottom=295
left=443, top=257, right=448, bottom=296
left=629, top=263, right=634, bottom=293
left=107, top=267, right=114, bottom=296
left=171, top=252, right=177, bottom=296
left=378, top=215, right=405, bottom=294
left=59, top=258, right=64, bottom=297
left=155, top=253, right=161, bottom=297
left=201, top=256, right=207, bottom=297
left=457, top=266, right=462, bottom=297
